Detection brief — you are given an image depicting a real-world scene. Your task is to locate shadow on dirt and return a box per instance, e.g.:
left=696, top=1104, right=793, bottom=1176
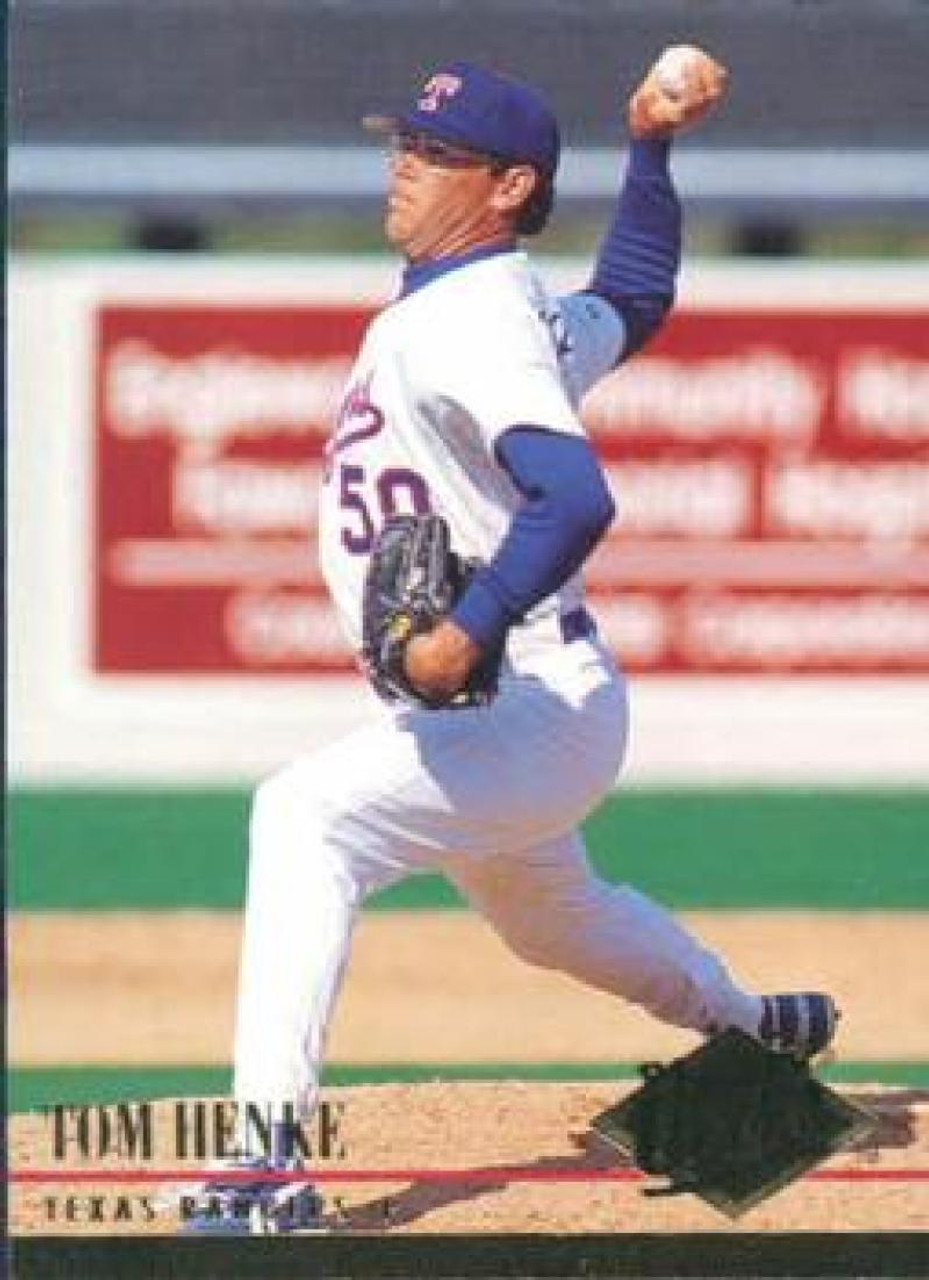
left=328, top=1141, right=627, bottom=1232
left=329, top=1086, right=925, bottom=1232
left=841, top=1088, right=928, bottom=1157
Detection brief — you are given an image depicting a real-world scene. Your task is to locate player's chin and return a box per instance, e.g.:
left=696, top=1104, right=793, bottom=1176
left=384, top=206, right=412, bottom=252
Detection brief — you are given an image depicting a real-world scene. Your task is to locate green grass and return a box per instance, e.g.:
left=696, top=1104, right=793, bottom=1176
left=10, top=1060, right=928, bottom=1114
left=8, top=786, right=929, bottom=910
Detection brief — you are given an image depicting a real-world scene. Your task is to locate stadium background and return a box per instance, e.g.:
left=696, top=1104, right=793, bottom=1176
left=8, top=1, right=929, bottom=1120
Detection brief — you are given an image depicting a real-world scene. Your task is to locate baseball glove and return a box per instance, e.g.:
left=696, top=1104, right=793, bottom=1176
left=361, top=513, right=501, bottom=709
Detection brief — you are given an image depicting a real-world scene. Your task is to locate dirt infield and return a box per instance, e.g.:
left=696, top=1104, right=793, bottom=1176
left=9, top=1082, right=929, bottom=1235
left=10, top=909, right=929, bottom=1235
left=10, top=909, right=929, bottom=1065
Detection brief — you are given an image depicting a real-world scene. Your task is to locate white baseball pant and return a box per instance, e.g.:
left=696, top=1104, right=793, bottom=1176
left=233, top=627, right=762, bottom=1118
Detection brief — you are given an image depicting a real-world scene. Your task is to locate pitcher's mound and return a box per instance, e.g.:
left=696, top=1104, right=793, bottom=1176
left=10, top=1081, right=928, bottom=1234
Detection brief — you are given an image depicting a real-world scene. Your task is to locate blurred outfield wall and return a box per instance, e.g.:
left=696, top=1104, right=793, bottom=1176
left=8, top=255, right=929, bottom=786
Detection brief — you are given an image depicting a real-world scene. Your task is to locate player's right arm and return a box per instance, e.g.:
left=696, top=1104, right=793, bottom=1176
left=566, top=135, right=681, bottom=370
left=560, top=47, right=728, bottom=386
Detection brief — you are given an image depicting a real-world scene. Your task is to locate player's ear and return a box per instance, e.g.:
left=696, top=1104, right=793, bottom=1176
left=490, top=165, right=538, bottom=218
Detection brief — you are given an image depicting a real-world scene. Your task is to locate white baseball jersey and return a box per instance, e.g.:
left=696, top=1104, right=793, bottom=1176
left=317, top=250, right=625, bottom=652
left=233, top=249, right=764, bottom=1128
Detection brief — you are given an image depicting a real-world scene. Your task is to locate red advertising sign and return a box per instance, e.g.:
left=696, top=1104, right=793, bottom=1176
left=94, top=305, right=364, bottom=673
left=95, top=302, right=929, bottom=675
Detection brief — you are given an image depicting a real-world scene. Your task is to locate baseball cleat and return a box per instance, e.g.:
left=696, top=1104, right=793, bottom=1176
left=757, top=992, right=839, bottom=1059
left=173, top=1157, right=325, bottom=1234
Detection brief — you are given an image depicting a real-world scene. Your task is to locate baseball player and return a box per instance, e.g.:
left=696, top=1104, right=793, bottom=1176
left=189, top=52, right=838, bottom=1233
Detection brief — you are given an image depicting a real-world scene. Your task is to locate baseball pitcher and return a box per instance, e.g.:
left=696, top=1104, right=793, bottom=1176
left=187, top=51, right=838, bottom=1233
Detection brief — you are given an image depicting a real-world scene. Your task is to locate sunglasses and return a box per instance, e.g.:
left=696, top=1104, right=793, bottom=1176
left=391, top=130, right=508, bottom=172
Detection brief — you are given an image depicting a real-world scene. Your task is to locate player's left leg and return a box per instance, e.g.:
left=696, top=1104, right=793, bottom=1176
left=445, top=829, right=763, bottom=1039
left=232, top=651, right=624, bottom=1124
left=231, top=749, right=411, bottom=1126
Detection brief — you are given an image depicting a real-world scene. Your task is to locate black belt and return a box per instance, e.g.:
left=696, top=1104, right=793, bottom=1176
left=559, top=608, right=597, bottom=644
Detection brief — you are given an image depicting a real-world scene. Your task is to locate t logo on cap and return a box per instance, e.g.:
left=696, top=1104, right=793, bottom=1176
left=417, top=73, right=463, bottom=114
left=365, top=60, right=561, bottom=178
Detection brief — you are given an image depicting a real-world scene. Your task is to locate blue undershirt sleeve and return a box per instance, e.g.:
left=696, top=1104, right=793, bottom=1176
left=582, top=137, right=682, bottom=358
left=450, top=427, right=615, bottom=651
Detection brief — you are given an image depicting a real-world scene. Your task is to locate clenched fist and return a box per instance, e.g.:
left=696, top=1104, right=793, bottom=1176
left=628, top=45, right=728, bottom=140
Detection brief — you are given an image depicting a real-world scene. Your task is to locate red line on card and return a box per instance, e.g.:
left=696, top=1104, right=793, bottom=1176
left=9, top=1167, right=929, bottom=1186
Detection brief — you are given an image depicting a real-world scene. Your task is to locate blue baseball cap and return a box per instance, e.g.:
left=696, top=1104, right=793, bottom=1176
left=364, top=60, right=560, bottom=176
